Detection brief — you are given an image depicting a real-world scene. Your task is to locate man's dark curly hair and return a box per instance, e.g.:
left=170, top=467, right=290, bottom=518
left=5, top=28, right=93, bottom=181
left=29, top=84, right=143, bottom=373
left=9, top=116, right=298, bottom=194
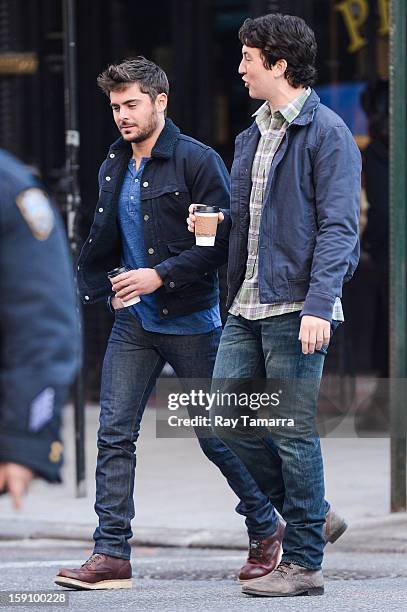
left=239, top=13, right=317, bottom=88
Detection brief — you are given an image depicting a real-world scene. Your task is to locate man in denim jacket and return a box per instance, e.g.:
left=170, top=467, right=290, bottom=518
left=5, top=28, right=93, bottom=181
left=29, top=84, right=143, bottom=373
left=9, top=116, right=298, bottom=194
left=56, top=56, right=316, bottom=591
left=189, top=14, right=361, bottom=598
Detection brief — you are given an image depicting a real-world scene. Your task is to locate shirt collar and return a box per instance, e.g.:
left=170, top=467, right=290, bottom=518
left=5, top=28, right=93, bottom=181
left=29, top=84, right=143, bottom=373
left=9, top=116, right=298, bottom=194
left=253, top=87, right=311, bottom=127
left=127, top=156, right=149, bottom=176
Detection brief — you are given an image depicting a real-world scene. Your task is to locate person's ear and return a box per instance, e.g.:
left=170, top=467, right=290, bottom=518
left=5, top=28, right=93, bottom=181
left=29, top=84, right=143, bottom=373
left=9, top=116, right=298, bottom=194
left=273, top=59, right=287, bottom=78
left=155, top=93, right=168, bottom=113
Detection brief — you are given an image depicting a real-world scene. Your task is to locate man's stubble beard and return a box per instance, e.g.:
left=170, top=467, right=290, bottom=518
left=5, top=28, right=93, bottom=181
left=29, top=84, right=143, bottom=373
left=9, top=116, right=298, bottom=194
left=129, top=110, right=160, bottom=144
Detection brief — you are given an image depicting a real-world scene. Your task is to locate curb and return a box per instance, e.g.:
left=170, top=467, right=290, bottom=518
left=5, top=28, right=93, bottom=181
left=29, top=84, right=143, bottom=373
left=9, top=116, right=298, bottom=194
left=0, top=513, right=406, bottom=553
left=0, top=519, right=247, bottom=549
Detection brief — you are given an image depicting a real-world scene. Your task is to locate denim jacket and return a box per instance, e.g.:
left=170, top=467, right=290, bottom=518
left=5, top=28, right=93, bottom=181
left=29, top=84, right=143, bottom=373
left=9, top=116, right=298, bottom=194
left=227, top=89, right=361, bottom=322
left=77, top=119, right=231, bottom=319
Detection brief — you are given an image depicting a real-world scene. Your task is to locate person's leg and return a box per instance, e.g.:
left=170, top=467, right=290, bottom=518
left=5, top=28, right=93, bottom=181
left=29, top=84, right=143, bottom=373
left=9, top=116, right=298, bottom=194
left=211, top=313, right=328, bottom=570
left=93, top=310, right=165, bottom=559
left=260, top=312, right=326, bottom=570
left=212, top=319, right=331, bottom=518
left=160, top=324, right=280, bottom=539
left=210, top=315, right=286, bottom=520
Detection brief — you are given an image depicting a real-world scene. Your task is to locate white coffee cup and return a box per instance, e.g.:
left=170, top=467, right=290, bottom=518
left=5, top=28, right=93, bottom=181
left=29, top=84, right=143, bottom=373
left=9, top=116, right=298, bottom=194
left=193, top=205, right=220, bottom=246
left=107, top=266, right=141, bottom=307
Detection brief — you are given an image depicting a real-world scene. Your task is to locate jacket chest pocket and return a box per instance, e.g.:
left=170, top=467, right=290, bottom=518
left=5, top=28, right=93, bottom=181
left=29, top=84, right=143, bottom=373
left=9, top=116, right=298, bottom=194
left=147, top=186, right=190, bottom=216
left=99, top=171, right=116, bottom=194
left=143, top=186, right=190, bottom=241
left=166, top=189, right=191, bottom=209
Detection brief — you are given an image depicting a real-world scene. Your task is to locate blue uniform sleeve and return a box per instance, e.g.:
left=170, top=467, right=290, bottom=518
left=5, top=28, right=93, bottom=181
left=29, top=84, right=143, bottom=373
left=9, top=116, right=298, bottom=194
left=0, top=183, right=81, bottom=482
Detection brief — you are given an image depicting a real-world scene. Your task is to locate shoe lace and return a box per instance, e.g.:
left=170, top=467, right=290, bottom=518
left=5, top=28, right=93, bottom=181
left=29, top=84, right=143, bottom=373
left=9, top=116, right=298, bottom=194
left=248, top=539, right=264, bottom=560
left=274, top=562, right=293, bottom=576
left=81, top=554, right=104, bottom=567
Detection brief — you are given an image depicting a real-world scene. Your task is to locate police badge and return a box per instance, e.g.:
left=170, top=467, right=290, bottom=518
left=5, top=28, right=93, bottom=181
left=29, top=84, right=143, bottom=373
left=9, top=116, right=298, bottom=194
left=15, top=187, right=55, bottom=241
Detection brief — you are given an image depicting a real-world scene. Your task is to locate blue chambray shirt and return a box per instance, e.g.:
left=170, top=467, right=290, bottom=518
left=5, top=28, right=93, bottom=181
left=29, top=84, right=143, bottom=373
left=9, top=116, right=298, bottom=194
left=117, top=158, right=221, bottom=334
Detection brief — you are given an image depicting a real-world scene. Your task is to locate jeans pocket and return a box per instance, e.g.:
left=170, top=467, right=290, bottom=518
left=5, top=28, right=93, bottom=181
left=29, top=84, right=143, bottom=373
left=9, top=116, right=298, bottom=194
left=330, top=319, right=342, bottom=334
left=316, top=320, right=342, bottom=355
left=114, top=307, right=129, bottom=317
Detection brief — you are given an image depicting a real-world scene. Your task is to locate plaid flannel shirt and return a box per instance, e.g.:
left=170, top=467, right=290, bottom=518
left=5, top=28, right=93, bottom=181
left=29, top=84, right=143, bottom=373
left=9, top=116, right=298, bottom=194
left=229, top=88, right=344, bottom=322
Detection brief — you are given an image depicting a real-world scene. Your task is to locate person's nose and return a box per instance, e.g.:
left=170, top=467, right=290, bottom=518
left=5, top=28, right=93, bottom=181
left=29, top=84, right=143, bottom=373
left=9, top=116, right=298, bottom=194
left=118, top=107, right=129, bottom=121
left=238, top=59, right=246, bottom=75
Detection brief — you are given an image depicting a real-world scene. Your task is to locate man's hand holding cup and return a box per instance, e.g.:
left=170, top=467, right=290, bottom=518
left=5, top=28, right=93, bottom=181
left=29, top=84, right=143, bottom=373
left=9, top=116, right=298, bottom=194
left=187, top=204, right=224, bottom=246
left=108, top=266, right=164, bottom=311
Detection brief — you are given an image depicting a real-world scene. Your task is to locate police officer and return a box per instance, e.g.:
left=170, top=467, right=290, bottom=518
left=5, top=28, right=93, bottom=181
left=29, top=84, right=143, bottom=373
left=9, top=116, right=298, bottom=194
left=0, top=149, right=80, bottom=509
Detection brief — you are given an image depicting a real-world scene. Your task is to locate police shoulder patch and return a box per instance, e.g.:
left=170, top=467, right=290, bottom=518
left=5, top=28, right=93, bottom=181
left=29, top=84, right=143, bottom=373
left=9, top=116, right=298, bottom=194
left=15, top=187, right=55, bottom=241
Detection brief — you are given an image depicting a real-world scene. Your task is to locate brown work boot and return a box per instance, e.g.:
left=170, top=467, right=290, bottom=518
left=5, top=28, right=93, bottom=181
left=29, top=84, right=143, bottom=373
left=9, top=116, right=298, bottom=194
left=324, top=509, right=348, bottom=544
left=239, top=508, right=346, bottom=584
left=238, top=519, right=285, bottom=583
left=242, top=561, right=324, bottom=597
left=54, top=553, right=132, bottom=590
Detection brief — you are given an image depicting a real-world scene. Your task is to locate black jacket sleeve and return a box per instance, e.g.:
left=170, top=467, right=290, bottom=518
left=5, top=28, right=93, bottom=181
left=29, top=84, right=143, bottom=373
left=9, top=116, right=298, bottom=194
left=154, top=148, right=231, bottom=292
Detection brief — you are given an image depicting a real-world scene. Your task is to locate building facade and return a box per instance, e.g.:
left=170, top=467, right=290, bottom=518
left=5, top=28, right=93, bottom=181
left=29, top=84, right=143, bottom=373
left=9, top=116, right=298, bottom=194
left=0, top=0, right=389, bottom=394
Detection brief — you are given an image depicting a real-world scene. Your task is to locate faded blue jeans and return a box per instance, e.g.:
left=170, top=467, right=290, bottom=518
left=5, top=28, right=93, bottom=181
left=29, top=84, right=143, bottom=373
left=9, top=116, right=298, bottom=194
left=211, top=312, right=337, bottom=570
left=93, top=309, right=281, bottom=560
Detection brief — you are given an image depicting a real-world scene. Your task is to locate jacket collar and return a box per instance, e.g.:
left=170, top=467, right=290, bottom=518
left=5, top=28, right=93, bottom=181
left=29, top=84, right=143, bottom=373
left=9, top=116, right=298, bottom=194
left=109, top=118, right=181, bottom=158
left=244, top=88, right=320, bottom=140
left=290, top=88, right=320, bottom=126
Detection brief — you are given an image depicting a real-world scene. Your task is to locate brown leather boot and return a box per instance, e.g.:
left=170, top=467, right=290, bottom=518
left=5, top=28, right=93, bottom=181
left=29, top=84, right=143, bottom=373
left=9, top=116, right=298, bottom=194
left=239, top=509, right=347, bottom=583
left=54, top=553, right=132, bottom=590
left=238, top=519, right=285, bottom=583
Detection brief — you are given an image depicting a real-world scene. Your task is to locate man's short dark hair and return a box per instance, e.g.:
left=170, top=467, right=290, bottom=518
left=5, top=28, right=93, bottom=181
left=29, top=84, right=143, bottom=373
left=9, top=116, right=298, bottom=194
left=239, top=14, right=317, bottom=88
left=97, top=56, right=169, bottom=101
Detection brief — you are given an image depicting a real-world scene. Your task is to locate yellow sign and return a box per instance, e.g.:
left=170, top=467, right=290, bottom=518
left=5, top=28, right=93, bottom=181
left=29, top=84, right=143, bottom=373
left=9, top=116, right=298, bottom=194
left=0, top=53, right=38, bottom=75
left=377, top=0, right=389, bottom=35
left=335, top=0, right=389, bottom=54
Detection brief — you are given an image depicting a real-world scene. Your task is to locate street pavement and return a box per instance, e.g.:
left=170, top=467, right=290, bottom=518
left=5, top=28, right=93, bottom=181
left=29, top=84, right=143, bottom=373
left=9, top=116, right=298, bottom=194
left=0, top=540, right=406, bottom=611
left=0, top=402, right=406, bottom=609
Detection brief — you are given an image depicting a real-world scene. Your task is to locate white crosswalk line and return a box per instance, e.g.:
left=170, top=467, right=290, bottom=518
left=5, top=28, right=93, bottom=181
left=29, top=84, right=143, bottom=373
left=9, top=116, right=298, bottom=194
left=0, top=554, right=243, bottom=570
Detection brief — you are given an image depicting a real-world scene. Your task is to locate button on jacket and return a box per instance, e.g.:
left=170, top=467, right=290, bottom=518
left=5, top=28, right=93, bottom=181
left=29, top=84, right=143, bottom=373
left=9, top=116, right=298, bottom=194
left=77, top=119, right=231, bottom=319
left=227, top=89, right=362, bottom=322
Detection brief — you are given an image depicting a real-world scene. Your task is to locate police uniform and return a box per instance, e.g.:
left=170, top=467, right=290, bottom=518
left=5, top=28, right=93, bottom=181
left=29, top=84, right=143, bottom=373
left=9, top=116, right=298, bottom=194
left=0, top=149, right=80, bottom=482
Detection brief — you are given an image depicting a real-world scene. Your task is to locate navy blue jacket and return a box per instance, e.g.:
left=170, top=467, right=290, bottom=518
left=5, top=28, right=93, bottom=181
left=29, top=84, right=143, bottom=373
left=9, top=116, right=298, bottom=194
left=0, top=150, right=80, bottom=482
left=77, top=119, right=231, bottom=319
left=227, top=89, right=361, bottom=322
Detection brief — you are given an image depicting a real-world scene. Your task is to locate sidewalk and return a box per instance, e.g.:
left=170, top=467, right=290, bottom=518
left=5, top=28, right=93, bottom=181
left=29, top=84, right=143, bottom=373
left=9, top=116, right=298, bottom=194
left=0, top=403, right=406, bottom=553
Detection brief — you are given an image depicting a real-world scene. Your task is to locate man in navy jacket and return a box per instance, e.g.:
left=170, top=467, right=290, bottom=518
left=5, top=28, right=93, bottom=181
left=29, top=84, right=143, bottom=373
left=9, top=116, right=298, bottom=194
left=56, top=56, right=294, bottom=590
left=189, top=14, right=361, bottom=597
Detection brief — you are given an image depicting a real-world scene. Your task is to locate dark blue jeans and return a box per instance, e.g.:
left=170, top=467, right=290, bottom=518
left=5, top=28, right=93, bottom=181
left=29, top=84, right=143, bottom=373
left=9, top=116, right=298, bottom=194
left=211, top=312, right=334, bottom=570
left=93, top=309, right=280, bottom=559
